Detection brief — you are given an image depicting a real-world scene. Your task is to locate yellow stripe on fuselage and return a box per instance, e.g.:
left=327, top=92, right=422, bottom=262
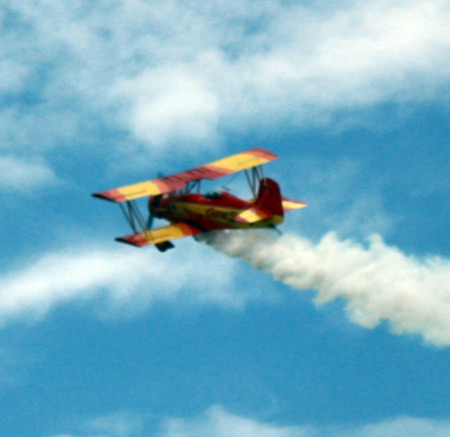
left=170, top=201, right=283, bottom=228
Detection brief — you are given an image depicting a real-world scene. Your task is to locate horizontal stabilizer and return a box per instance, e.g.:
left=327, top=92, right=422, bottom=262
left=93, top=148, right=278, bottom=203
left=116, top=222, right=202, bottom=247
left=237, top=177, right=284, bottom=224
left=237, top=198, right=307, bottom=223
left=282, top=197, right=307, bottom=211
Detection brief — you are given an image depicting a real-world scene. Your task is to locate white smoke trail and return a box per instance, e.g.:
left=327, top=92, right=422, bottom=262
left=200, top=229, right=450, bottom=346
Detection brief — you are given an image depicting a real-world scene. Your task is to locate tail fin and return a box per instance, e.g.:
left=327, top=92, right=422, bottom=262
left=236, top=178, right=284, bottom=224
left=255, top=178, right=284, bottom=216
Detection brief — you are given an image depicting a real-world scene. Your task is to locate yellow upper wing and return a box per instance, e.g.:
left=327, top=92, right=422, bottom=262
left=93, top=148, right=278, bottom=202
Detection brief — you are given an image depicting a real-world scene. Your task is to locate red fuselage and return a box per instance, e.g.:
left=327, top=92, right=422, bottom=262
left=149, top=190, right=281, bottom=231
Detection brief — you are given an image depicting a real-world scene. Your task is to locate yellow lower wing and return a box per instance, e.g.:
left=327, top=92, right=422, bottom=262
left=116, top=222, right=202, bottom=247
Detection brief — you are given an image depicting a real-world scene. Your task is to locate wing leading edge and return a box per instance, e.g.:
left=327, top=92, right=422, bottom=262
left=116, top=222, right=203, bottom=247
left=93, top=147, right=278, bottom=203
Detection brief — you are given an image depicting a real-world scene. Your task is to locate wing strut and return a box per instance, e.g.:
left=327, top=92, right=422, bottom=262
left=184, top=179, right=202, bottom=194
left=245, top=165, right=265, bottom=198
left=119, top=201, right=148, bottom=234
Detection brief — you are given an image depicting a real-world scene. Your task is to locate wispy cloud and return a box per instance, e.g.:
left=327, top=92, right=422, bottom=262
left=158, top=405, right=308, bottom=437
left=113, top=0, right=450, bottom=149
left=202, top=229, right=450, bottom=346
left=0, top=242, right=246, bottom=326
left=347, top=416, right=450, bottom=437
left=49, top=406, right=450, bottom=437
left=114, top=61, right=222, bottom=152
left=2, top=0, right=450, bottom=160
left=159, top=406, right=450, bottom=437
left=0, top=155, right=58, bottom=192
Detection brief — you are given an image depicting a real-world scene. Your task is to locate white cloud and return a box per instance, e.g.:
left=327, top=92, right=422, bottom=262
left=2, top=0, right=450, bottom=157
left=49, top=407, right=450, bottom=437
left=0, top=155, right=57, bottom=192
left=114, top=0, right=450, bottom=148
left=156, top=407, right=450, bottom=437
left=114, top=57, right=222, bottom=152
left=0, top=241, right=248, bottom=326
left=348, top=416, right=450, bottom=437
left=50, top=408, right=450, bottom=437
left=158, top=405, right=310, bottom=437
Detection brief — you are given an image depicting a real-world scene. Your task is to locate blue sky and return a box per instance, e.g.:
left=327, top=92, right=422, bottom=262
left=1, top=0, right=450, bottom=435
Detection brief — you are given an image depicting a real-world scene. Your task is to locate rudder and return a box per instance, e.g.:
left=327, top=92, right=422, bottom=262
left=255, top=178, right=284, bottom=217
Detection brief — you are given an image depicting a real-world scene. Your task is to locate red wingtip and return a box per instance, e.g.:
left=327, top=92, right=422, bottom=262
left=247, top=147, right=279, bottom=160
left=92, top=189, right=127, bottom=203
left=115, top=234, right=149, bottom=247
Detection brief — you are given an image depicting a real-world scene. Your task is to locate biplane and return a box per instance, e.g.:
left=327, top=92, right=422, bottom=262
left=93, top=148, right=306, bottom=252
